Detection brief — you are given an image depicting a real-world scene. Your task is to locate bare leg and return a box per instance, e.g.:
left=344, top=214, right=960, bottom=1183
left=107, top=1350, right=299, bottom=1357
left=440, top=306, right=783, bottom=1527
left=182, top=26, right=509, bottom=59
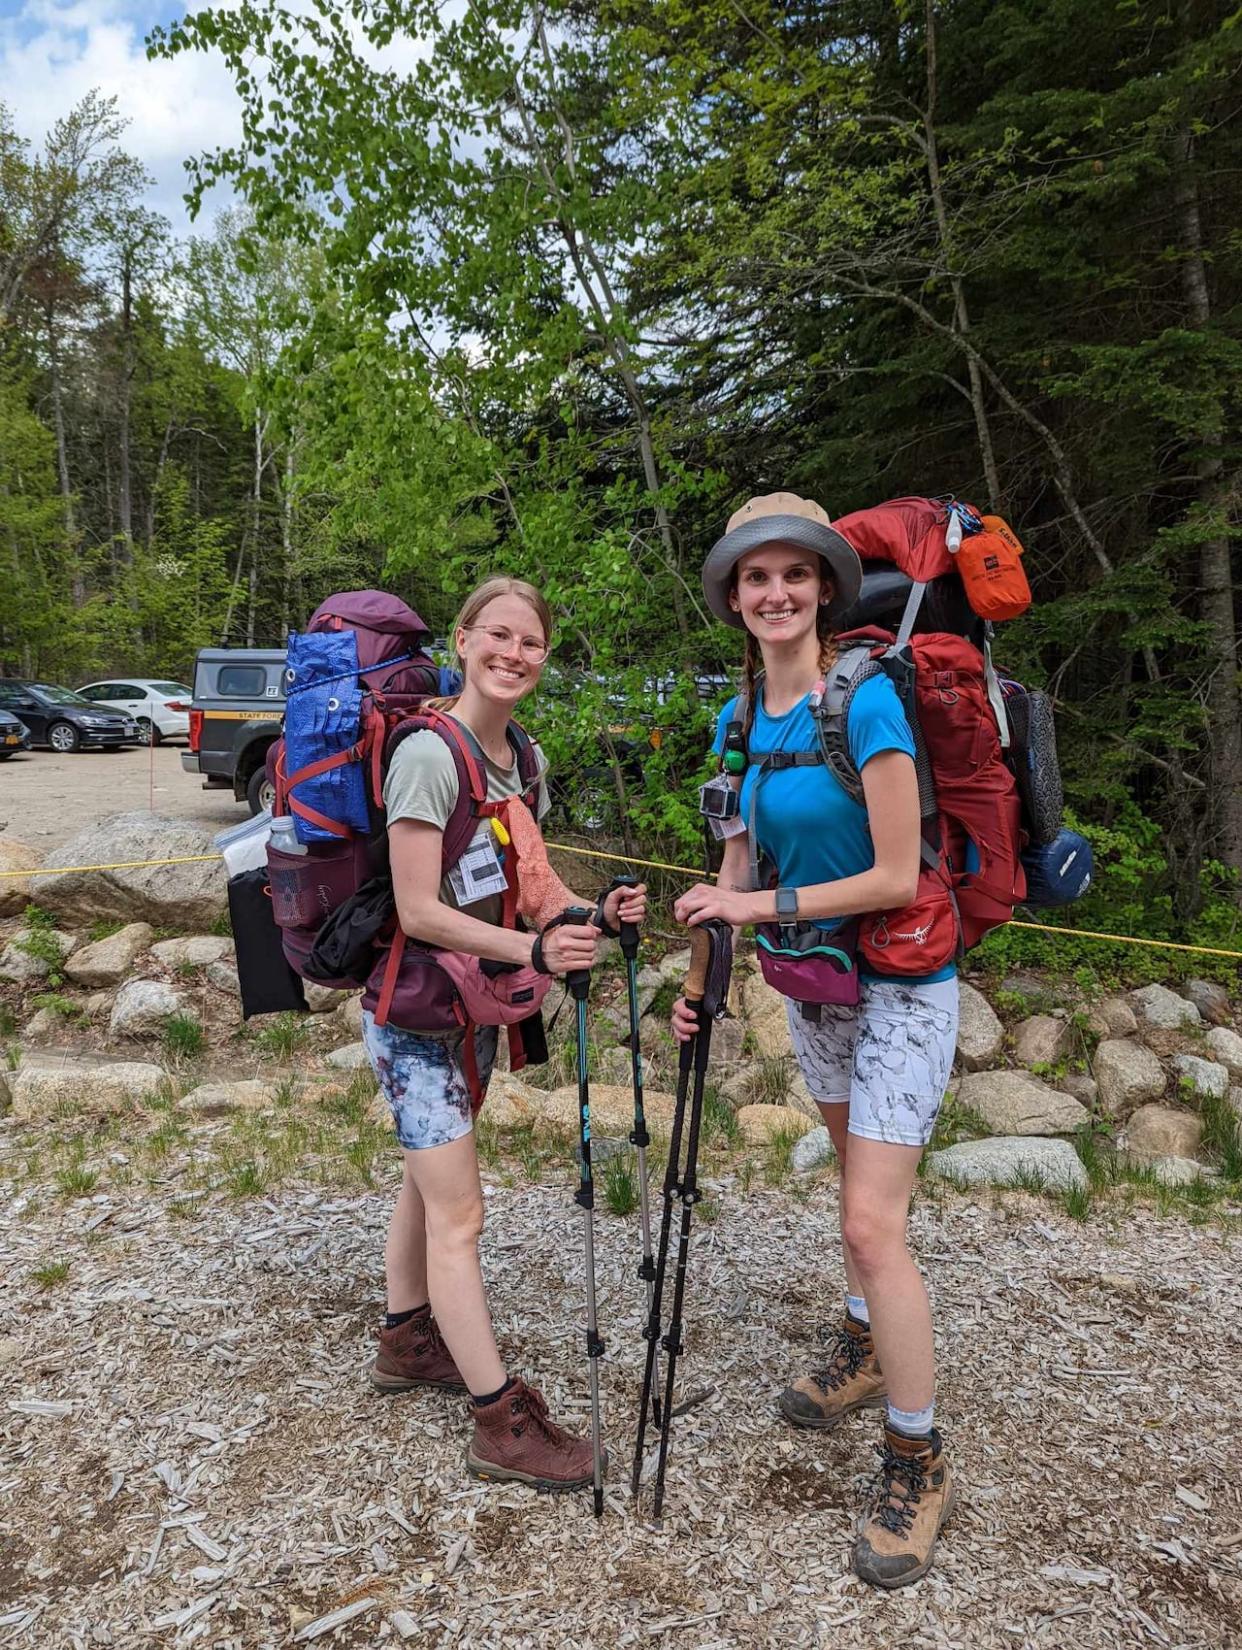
left=839, top=1137, right=933, bottom=1412
left=816, top=1100, right=863, bottom=1301
left=403, top=1132, right=506, bottom=1396
left=385, top=1160, right=429, bottom=1314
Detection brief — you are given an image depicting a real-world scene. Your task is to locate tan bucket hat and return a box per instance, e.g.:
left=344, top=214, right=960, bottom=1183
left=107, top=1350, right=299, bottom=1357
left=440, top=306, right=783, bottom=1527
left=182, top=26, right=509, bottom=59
left=701, top=491, right=862, bottom=629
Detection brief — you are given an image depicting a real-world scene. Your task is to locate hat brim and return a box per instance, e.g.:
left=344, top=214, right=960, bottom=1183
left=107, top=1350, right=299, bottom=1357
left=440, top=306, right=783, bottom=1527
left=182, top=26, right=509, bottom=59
left=702, top=515, right=863, bottom=629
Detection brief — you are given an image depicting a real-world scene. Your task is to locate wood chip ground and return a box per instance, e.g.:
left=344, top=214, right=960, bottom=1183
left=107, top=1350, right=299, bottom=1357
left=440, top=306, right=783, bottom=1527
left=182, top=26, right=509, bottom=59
left=2, top=1144, right=1240, bottom=1647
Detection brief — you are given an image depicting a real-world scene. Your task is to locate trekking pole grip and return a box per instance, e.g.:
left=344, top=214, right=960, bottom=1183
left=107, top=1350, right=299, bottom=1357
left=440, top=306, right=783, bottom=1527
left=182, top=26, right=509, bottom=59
left=684, top=922, right=712, bottom=1003
left=553, top=904, right=594, bottom=1001
left=607, top=875, right=642, bottom=959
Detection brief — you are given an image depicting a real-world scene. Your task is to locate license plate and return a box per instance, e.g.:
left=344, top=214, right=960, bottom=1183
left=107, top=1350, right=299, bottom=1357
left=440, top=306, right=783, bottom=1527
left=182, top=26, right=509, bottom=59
left=3, top=734, right=17, bottom=746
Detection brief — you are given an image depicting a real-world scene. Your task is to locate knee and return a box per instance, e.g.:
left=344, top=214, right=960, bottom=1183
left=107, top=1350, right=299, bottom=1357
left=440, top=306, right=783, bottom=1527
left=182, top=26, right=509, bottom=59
left=841, top=1204, right=905, bottom=1278
left=426, top=1192, right=485, bottom=1252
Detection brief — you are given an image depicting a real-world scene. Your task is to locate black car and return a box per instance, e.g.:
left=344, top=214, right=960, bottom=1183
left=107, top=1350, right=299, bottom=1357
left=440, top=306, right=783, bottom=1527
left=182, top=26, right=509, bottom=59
left=0, top=680, right=140, bottom=752
left=0, top=708, right=31, bottom=760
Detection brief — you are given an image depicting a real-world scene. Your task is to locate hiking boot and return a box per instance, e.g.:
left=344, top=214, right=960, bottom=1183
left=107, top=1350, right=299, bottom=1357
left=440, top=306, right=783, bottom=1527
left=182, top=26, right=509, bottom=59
left=466, top=1377, right=600, bottom=1492
left=779, top=1316, right=886, bottom=1429
left=371, top=1311, right=466, bottom=1394
left=854, top=1425, right=954, bottom=1589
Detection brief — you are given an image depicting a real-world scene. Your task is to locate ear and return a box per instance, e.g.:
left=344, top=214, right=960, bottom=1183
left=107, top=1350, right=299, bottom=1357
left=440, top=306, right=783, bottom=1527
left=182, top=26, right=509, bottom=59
left=454, top=625, right=469, bottom=656
left=728, top=589, right=741, bottom=611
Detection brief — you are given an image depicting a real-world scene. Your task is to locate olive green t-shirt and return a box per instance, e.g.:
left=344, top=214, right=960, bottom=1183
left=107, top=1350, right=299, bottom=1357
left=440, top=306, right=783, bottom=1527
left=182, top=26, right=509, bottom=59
left=384, top=721, right=550, bottom=925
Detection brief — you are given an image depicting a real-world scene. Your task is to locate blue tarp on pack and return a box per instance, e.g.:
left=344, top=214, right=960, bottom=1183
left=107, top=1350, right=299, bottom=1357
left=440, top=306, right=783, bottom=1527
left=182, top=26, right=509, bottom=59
left=283, top=630, right=369, bottom=843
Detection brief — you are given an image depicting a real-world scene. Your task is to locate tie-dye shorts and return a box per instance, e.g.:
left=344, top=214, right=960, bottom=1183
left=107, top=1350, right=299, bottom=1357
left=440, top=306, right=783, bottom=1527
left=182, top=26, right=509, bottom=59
left=361, top=1010, right=498, bottom=1151
left=785, top=975, right=959, bottom=1148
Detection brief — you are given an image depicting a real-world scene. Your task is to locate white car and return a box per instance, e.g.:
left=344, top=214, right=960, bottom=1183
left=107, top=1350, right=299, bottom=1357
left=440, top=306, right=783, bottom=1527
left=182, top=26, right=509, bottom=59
left=77, top=678, right=193, bottom=745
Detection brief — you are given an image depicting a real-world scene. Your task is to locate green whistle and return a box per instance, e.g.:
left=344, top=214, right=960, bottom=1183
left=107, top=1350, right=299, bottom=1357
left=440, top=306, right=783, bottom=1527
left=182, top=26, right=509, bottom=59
left=722, top=747, right=746, bottom=775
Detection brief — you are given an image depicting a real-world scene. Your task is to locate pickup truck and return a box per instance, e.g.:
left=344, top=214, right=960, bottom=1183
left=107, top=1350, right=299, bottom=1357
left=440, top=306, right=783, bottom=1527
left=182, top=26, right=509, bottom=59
left=181, top=647, right=286, bottom=814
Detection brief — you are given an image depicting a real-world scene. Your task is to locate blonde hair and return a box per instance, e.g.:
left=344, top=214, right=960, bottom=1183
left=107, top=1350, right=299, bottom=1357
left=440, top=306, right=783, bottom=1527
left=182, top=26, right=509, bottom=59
left=423, top=576, right=553, bottom=713
left=734, top=558, right=838, bottom=741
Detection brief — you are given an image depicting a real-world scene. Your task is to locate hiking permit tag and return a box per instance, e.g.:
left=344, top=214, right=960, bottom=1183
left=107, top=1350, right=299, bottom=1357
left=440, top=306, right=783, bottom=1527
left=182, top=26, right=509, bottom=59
left=449, top=826, right=509, bottom=906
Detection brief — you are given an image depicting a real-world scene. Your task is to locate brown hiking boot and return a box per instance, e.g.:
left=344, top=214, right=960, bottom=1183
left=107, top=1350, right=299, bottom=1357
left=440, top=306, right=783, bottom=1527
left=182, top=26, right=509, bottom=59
left=466, top=1377, right=600, bottom=1492
left=371, top=1311, right=466, bottom=1394
left=854, top=1425, right=954, bottom=1589
left=779, top=1316, right=886, bottom=1429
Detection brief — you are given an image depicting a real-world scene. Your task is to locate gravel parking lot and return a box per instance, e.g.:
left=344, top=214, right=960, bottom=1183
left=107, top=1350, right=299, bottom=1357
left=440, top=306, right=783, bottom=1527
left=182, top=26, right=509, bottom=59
left=0, top=743, right=247, bottom=855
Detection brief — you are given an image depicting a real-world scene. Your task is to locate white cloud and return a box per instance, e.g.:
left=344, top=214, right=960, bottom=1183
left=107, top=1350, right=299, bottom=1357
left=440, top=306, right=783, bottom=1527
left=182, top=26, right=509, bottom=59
left=0, top=0, right=242, bottom=238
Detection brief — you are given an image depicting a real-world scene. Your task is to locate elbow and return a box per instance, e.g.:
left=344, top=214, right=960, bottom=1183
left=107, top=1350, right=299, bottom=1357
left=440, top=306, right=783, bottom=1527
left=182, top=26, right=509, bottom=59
left=889, top=870, right=920, bottom=909
left=394, top=893, right=435, bottom=941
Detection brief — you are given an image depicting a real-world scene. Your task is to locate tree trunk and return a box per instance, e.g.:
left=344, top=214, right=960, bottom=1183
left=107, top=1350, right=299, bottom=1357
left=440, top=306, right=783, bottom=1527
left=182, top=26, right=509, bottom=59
left=279, top=444, right=294, bottom=637
left=45, top=300, right=83, bottom=604
left=246, top=406, right=263, bottom=646
left=117, top=252, right=134, bottom=554
left=1172, top=124, right=1242, bottom=886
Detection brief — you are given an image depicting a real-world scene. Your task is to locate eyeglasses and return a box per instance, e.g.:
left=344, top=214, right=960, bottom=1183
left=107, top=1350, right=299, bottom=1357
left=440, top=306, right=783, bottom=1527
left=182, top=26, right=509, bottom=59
left=461, top=625, right=551, bottom=664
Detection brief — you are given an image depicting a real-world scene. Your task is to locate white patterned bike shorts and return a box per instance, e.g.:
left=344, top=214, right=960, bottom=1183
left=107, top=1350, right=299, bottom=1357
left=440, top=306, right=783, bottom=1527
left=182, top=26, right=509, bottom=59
left=785, top=975, right=959, bottom=1148
left=362, top=1010, right=498, bottom=1152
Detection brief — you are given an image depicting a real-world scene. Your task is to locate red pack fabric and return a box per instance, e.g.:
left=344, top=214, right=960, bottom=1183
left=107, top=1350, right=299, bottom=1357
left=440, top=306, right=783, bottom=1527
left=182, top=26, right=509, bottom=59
left=833, top=497, right=956, bottom=584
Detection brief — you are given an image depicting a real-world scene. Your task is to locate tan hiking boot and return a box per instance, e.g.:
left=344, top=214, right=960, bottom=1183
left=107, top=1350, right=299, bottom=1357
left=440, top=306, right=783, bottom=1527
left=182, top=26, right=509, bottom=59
left=854, top=1425, right=954, bottom=1589
left=466, top=1377, right=601, bottom=1492
left=371, top=1311, right=466, bottom=1394
left=779, top=1316, right=886, bottom=1429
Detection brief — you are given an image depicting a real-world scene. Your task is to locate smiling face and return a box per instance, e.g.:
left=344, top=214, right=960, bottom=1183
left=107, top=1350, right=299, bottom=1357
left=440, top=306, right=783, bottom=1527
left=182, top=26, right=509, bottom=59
left=728, top=543, right=834, bottom=648
left=455, top=592, right=549, bottom=710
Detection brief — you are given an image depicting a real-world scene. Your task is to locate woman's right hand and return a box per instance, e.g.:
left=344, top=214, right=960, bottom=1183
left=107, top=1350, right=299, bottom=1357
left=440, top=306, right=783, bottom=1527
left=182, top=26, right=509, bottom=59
left=671, top=995, right=701, bottom=1044
left=538, top=921, right=600, bottom=976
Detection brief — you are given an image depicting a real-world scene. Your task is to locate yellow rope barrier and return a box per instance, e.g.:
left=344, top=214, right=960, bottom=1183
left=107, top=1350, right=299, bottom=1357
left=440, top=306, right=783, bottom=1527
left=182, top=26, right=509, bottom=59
left=3, top=844, right=1240, bottom=962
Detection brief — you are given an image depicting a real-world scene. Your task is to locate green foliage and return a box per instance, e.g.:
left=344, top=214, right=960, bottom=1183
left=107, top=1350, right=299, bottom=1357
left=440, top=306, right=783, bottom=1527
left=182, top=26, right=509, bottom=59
left=31, top=1260, right=71, bottom=1289
left=254, top=1012, right=309, bottom=1059
left=162, top=1013, right=206, bottom=1058
left=1200, top=1090, right=1242, bottom=1182
left=602, top=1149, right=640, bottom=1216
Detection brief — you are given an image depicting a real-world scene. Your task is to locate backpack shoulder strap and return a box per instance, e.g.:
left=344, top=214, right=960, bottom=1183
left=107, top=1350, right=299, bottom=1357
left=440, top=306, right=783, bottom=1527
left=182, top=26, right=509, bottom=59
left=384, top=711, right=488, bottom=870
left=505, top=718, right=541, bottom=804
left=810, top=644, right=884, bottom=806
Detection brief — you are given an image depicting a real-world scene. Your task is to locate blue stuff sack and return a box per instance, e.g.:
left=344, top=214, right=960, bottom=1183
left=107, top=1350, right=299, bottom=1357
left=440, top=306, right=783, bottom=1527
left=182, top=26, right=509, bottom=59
left=283, top=630, right=369, bottom=843
left=1021, top=828, right=1093, bottom=907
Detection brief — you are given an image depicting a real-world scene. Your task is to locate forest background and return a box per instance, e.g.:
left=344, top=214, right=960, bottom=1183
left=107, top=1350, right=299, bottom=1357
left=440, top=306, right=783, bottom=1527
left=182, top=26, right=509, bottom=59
left=2, top=0, right=1240, bottom=971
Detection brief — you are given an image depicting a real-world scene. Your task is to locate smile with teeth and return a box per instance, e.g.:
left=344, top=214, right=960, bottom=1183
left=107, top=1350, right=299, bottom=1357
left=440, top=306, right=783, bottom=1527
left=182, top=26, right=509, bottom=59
left=489, top=664, right=524, bottom=682
left=758, top=607, right=797, bottom=622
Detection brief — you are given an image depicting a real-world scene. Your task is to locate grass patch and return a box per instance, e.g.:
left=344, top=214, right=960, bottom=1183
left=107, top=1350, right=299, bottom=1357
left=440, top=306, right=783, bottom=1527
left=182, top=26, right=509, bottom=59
left=929, top=1091, right=992, bottom=1151
left=13, top=923, right=68, bottom=984
left=700, top=1085, right=741, bottom=1147
left=1010, top=1162, right=1050, bottom=1195
left=30, top=991, right=84, bottom=1021
left=162, top=1013, right=206, bottom=1059
left=209, top=907, right=233, bottom=938
left=747, top=1055, right=793, bottom=1108
left=254, top=1012, right=310, bottom=1060
left=602, top=1149, right=639, bottom=1216
left=226, top=1158, right=267, bottom=1197
left=86, top=919, right=126, bottom=944
left=32, top=1259, right=70, bottom=1289
left=1072, top=1123, right=1117, bottom=1190
left=0, top=1005, right=16, bottom=1038
left=1200, top=1089, right=1242, bottom=1180
left=1061, top=1181, right=1092, bottom=1221
left=53, top=1162, right=98, bottom=1197
left=762, top=1125, right=802, bottom=1187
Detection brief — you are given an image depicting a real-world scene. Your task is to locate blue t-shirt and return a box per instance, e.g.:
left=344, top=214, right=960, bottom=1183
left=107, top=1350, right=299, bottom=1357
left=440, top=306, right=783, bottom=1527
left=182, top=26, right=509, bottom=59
left=712, top=676, right=954, bottom=983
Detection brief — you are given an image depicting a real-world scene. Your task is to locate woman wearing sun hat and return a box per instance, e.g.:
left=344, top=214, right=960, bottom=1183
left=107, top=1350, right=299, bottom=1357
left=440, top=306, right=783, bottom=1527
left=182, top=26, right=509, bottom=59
left=671, top=492, right=958, bottom=1589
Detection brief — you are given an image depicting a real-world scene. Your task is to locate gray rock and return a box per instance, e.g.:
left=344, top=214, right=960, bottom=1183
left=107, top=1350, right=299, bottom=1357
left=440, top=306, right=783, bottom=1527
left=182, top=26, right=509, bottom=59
left=325, top=1042, right=369, bottom=1070
left=1012, top=1014, right=1070, bottom=1070
left=1130, top=983, right=1201, bottom=1029
left=303, top=982, right=346, bottom=1014
left=1204, top=1026, right=1242, bottom=1084
left=84, top=991, right=114, bottom=1018
left=740, top=973, right=792, bottom=1060
left=657, top=947, right=692, bottom=985
left=956, top=1070, right=1090, bottom=1136
left=149, top=935, right=234, bottom=969
left=998, top=972, right=1050, bottom=1007
left=791, top=1125, right=835, bottom=1174
left=29, top=812, right=227, bottom=930
left=64, top=922, right=155, bottom=988
left=0, top=927, right=79, bottom=984
left=205, top=960, right=241, bottom=996
left=706, top=1015, right=745, bottom=1070
left=1095, top=996, right=1138, bottom=1038
left=23, top=1006, right=73, bottom=1040
left=1182, top=978, right=1232, bottom=1025
left=109, top=979, right=186, bottom=1039
left=180, top=1079, right=280, bottom=1113
left=1230, top=1086, right=1242, bottom=1126
left=956, top=982, right=1004, bottom=1071
left=338, top=995, right=365, bottom=1038
left=10, top=1056, right=166, bottom=1120
left=1148, top=1155, right=1217, bottom=1188
left=787, top=1068, right=824, bottom=1121
left=1119, top=1103, right=1203, bottom=1163
left=1060, top=1072, right=1098, bottom=1108
left=0, top=839, right=41, bottom=918
left=1171, top=1053, right=1229, bottom=1102
left=926, top=1136, right=1087, bottom=1192
left=1093, top=1039, right=1166, bottom=1118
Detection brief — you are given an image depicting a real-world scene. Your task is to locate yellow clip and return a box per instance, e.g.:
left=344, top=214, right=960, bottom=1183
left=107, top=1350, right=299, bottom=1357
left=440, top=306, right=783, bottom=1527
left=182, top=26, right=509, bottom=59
left=490, top=817, right=511, bottom=847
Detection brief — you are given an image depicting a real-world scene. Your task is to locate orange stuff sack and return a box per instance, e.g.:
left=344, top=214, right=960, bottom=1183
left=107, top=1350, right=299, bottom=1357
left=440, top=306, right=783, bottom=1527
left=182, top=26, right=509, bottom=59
left=955, top=514, right=1031, bottom=621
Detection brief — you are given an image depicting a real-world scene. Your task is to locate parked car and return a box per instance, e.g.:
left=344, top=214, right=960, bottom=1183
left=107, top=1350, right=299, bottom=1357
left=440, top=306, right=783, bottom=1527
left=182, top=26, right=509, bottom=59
left=0, top=707, right=31, bottom=759
left=0, top=680, right=140, bottom=751
left=181, top=647, right=286, bottom=813
left=77, top=678, right=193, bottom=745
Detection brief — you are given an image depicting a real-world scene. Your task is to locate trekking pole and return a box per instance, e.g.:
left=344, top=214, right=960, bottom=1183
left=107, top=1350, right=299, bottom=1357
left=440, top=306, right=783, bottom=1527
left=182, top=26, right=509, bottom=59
left=604, top=874, right=661, bottom=1429
left=562, top=905, right=606, bottom=1518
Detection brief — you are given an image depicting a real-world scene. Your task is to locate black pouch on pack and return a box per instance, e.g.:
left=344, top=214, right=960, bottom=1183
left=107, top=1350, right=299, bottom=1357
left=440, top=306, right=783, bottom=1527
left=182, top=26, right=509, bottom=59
left=518, top=1008, right=549, bottom=1067
left=228, top=868, right=308, bottom=1019
left=308, top=875, right=396, bottom=981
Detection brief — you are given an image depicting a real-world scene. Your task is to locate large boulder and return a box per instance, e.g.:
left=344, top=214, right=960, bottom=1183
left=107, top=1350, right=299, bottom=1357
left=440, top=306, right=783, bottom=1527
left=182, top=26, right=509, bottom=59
left=736, top=1104, right=814, bottom=1144
left=11, top=1055, right=166, bottom=1120
left=0, top=927, right=78, bottom=984
left=956, top=1070, right=1090, bottom=1136
left=1181, top=979, right=1232, bottom=1026
left=205, top=959, right=241, bottom=996
left=1094, top=997, right=1138, bottom=1039
left=1171, top=1053, right=1229, bottom=1102
left=64, top=922, right=154, bottom=988
left=1149, top=1155, right=1217, bottom=1187
left=29, top=812, right=227, bottom=930
left=1012, top=1015, right=1070, bottom=1069
left=1119, top=1104, right=1203, bottom=1164
left=0, top=839, right=41, bottom=918
left=740, top=973, right=792, bottom=1059
left=1060, top=1072, right=1098, bottom=1108
left=481, top=1073, right=546, bottom=1127
left=1204, top=1026, right=1242, bottom=1084
left=544, top=1082, right=677, bottom=1136
left=1093, top=1038, right=1165, bottom=1118
left=325, top=1042, right=368, bottom=1070
left=108, top=978, right=185, bottom=1039
left=180, top=1079, right=281, bottom=1113
left=1130, top=984, right=1201, bottom=1030
left=926, top=1136, right=1087, bottom=1192
left=956, top=982, right=1004, bottom=1070
left=149, top=935, right=234, bottom=969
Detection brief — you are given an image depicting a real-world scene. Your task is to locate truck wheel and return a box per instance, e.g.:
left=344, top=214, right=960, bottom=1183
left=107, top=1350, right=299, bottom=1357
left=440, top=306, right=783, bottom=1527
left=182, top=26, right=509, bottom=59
left=246, top=765, right=276, bottom=816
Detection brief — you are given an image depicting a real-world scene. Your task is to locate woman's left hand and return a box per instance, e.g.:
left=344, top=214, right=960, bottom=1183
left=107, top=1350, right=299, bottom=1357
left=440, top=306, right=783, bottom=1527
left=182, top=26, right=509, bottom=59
left=603, top=881, right=647, bottom=930
left=674, top=882, right=757, bottom=928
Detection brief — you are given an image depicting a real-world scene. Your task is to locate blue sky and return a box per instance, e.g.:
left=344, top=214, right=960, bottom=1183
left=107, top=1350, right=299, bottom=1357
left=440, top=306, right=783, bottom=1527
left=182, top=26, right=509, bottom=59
left=0, top=0, right=242, bottom=236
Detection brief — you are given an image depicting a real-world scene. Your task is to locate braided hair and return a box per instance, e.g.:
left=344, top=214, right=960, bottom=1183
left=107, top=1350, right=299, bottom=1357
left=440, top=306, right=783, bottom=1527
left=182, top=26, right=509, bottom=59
left=736, top=566, right=840, bottom=741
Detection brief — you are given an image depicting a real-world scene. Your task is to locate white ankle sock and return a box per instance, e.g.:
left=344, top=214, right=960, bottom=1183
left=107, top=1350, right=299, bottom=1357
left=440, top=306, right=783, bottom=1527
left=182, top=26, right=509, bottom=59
left=887, top=1400, right=935, bottom=1438
left=845, top=1294, right=869, bottom=1325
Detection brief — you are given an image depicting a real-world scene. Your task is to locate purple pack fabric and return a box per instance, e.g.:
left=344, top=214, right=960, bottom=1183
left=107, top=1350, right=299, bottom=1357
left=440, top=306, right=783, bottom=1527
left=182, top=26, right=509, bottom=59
left=754, top=921, right=861, bottom=1007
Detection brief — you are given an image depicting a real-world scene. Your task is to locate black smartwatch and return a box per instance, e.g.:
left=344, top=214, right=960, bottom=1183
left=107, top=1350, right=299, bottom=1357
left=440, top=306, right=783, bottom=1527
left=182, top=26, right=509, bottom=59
left=774, top=886, right=799, bottom=921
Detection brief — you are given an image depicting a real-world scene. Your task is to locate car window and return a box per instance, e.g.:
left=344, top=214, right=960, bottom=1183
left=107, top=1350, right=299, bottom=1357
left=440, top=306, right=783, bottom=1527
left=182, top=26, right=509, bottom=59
left=80, top=683, right=115, bottom=700
left=215, top=665, right=268, bottom=697
left=0, top=686, right=20, bottom=708
left=29, top=684, right=96, bottom=707
left=151, top=682, right=191, bottom=696
left=110, top=684, right=143, bottom=697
